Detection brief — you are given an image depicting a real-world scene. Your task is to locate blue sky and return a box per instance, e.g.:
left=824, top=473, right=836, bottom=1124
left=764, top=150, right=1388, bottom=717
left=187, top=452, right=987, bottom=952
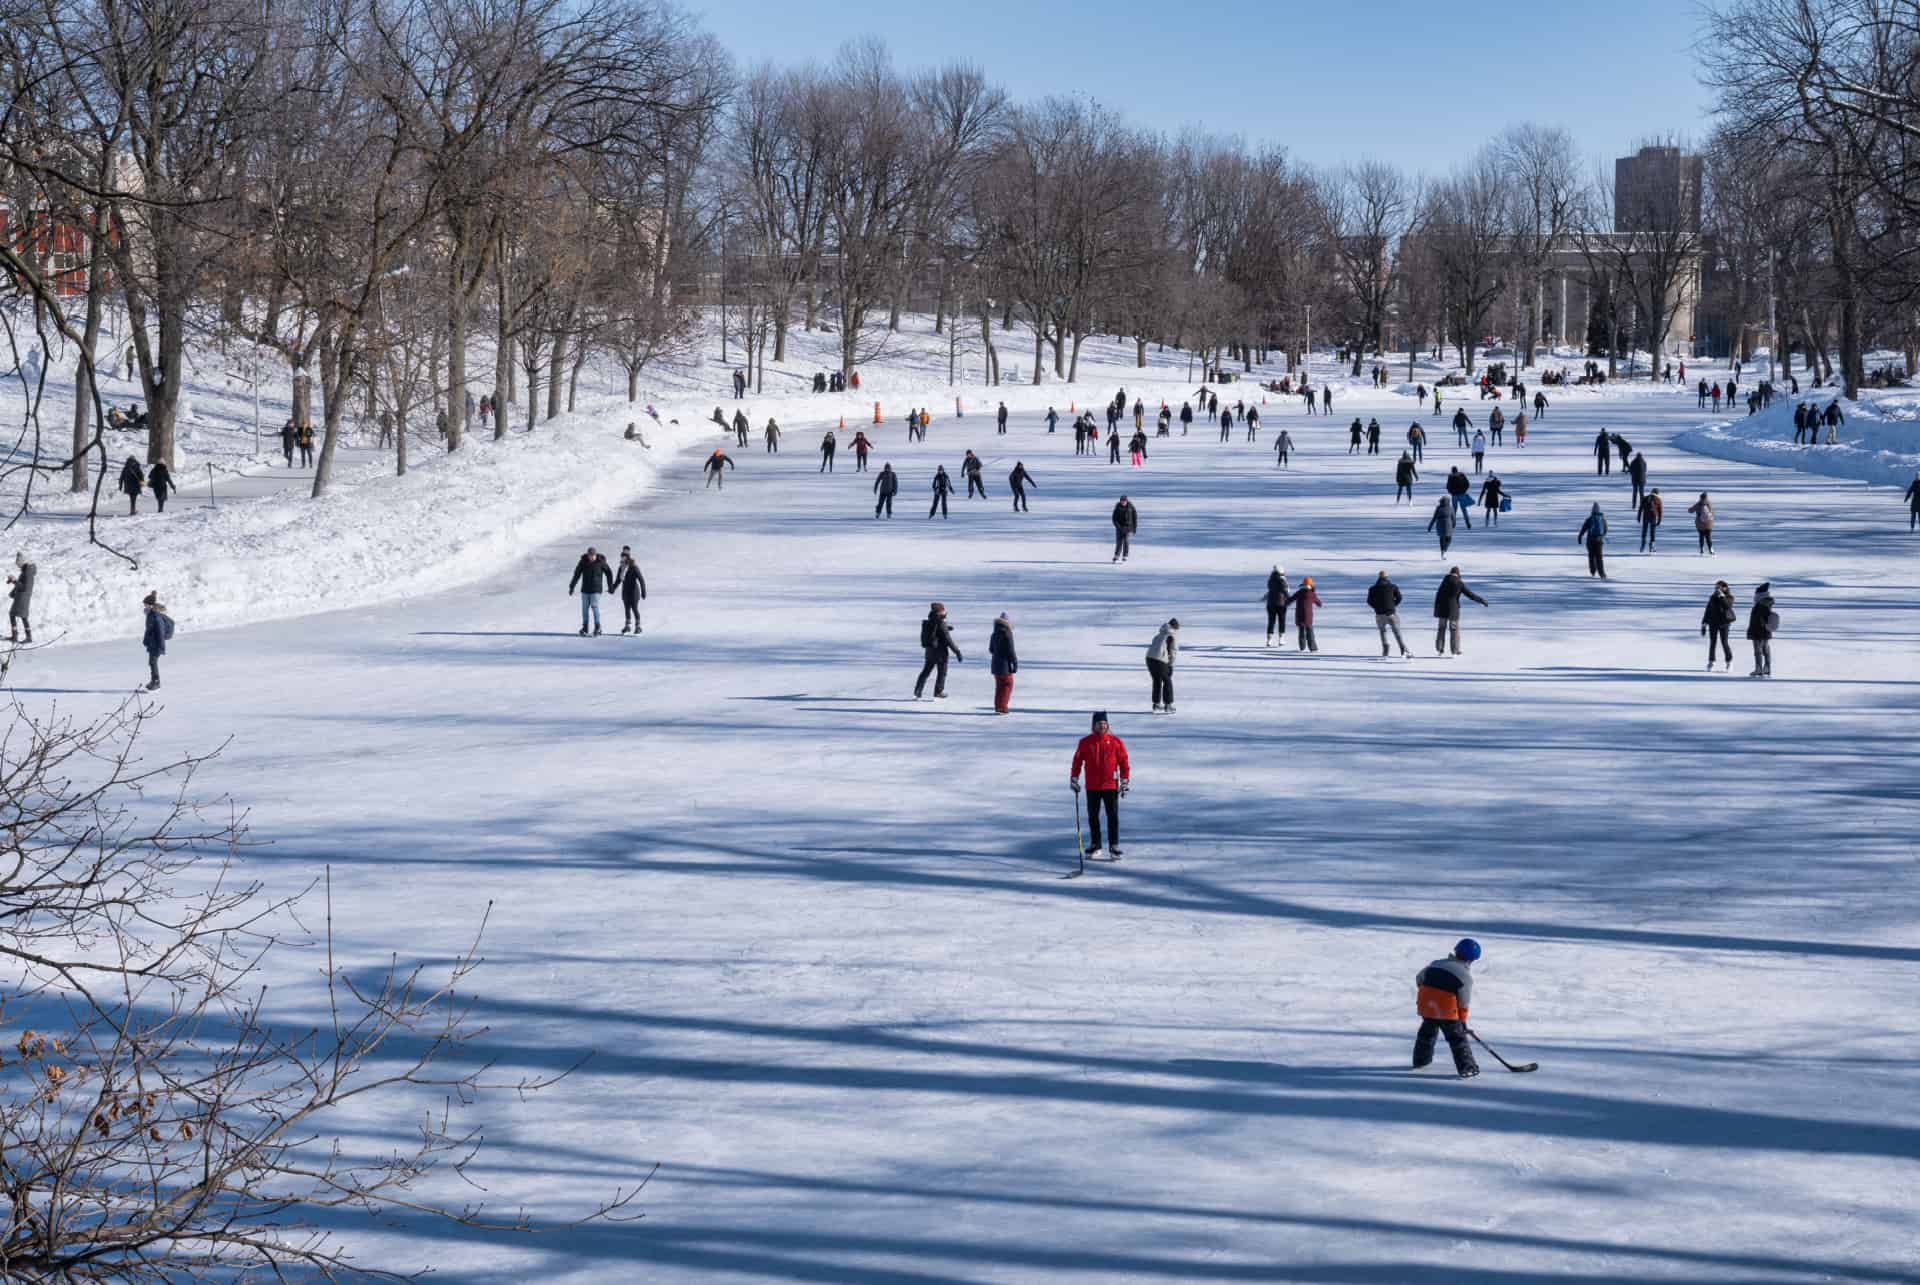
left=705, top=0, right=1716, bottom=174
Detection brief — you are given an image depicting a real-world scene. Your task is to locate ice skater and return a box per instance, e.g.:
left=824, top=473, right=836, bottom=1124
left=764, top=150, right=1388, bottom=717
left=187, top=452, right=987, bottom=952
left=1070, top=711, right=1131, bottom=859
left=1413, top=939, right=1482, bottom=1078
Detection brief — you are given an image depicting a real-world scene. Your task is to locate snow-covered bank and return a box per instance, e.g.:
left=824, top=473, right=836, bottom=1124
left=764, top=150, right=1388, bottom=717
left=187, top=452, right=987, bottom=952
left=1674, top=389, right=1920, bottom=489
left=15, top=401, right=686, bottom=646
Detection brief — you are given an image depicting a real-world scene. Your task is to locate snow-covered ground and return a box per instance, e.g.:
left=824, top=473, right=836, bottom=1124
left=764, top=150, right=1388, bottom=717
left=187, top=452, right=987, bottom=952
left=1677, top=387, right=1920, bottom=490
left=7, top=322, right=1920, bottom=1282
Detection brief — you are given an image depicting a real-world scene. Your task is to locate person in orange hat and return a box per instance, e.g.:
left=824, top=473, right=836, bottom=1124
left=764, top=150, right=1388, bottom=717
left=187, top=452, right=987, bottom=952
left=1287, top=576, right=1324, bottom=652
left=703, top=448, right=734, bottom=489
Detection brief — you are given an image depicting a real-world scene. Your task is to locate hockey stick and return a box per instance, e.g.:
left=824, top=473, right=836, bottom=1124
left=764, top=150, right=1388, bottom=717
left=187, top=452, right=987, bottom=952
left=1063, top=786, right=1087, bottom=879
left=1467, top=1028, right=1538, bottom=1073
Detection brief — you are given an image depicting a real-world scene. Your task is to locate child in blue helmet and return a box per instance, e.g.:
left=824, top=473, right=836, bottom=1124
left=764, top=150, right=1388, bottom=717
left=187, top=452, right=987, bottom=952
left=1413, top=938, right=1482, bottom=1078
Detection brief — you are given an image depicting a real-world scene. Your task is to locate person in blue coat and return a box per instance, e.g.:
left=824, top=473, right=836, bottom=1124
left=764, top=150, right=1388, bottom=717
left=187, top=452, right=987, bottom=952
left=1577, top=503, right=1609, bottom=578
left=141, top=591, right=173, bottom=690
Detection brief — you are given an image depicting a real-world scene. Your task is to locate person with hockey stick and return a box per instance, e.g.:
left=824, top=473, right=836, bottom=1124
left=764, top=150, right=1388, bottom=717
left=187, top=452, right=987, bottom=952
left=1413, top=938, right=1482, bottom=1078
left=1009, top=461, right=1036, bottom=512
left=1263, top=566, right=1291, bottom=646
left=1070, top=711, right=1131, bottom=860
left=704, top=449, right=734, bottom=489
left=1146, top=618, right=1178, bottom=711
left=873, top=462, right=899, bottom=518
left=1368, top=570, right=1411, bottom=657
left=914, top=602, right=963, bottom=699
left=613, top=547, right=647, bottom=634
left=568, top=546, right=614, bottom=636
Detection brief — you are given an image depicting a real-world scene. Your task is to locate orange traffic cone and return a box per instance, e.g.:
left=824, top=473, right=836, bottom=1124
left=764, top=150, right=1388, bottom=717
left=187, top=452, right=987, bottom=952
left=838, top=415, right=845, bottom=429
left=873, top=401, right=882, bottom=424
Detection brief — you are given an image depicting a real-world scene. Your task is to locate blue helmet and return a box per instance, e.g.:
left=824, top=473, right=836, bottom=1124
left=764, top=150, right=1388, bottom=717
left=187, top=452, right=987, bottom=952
left=1453, top=938, right=1482, bottom=962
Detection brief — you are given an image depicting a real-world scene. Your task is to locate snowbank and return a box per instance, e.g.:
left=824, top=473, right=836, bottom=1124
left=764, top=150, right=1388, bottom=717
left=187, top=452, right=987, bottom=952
left=1674, top=390, right=1920, bottom=489
left=14, top=399, right=686, bottom=646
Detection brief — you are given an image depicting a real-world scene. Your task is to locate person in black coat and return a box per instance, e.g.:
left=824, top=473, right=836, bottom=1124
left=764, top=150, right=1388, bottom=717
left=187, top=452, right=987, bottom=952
left=280, top=419, right=296, bottom=466
left=1263, top=565, right=1291, bottom=645
left=1368, top=571, right=1410, bottom=657
left=1009, top=462, right=1035, bottom=512
left=1700, top=580, right=1736, bottom=670
left=1746, top=582, right=1776, bottom=676
left=988, top=612, right=1017, bottom=713
left=819, top=430, right=837, bottom=472
left=1628, top=451, right=1649, bottom=511
left=568, top=547, right=614, bottom=635
left=1432, top=567, right=1488, bottom=655
left=119, top=456, right=144, bottom=514
left=1445, top=467, right=1473, bottom=527
left=1594, top=429, right=1613, bottom=475
left=929, top=466, right=953, bottom=519
left=7, top=554, right=34, bottom=644
left=915, top=602, right=963, bottom=699
left=704, top=449, right=735, bottom=489
left=1111, top=496, right=1138, bottom=562
left=873, top=463, right=899, bottom=518
left=613, top=547, right=647, bottom=634
left=1395, top=453, right=1419, bottom=503
left=148, top=460, right=173, bottom=512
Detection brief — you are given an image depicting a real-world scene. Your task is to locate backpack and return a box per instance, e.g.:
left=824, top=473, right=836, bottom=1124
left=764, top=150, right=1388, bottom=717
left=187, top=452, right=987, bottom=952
left=160, top=612, right=176, bottom=641
left=920, top=616, right=936, bottom=647
left=1767, top=609, right=1781, bottom=633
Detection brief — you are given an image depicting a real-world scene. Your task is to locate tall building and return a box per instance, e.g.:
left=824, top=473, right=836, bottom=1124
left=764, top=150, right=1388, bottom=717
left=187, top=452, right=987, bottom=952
left=1614, top=145, right=1703, bottom=234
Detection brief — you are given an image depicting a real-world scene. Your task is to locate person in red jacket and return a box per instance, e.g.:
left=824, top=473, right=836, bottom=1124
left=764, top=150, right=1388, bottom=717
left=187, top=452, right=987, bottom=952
left=1070, top=711, right=1131, bottom=859
left=1288, top=576, right=1324, bottom=652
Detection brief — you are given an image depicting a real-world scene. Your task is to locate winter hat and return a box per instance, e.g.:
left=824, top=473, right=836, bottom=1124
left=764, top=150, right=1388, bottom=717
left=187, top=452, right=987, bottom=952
left=1302, top=577, right=1313, bottom=587
left=1755, top=582, right=1771, bottom=595
left=931, top=602, right=946, bottom=614
left=1274, top=564, right=1285, bottom=575
left=1453, top=938, right=1482, bottom=963
left=1167, top=618, right=1179, bottom=630
left=997, top=612, right=1010, bottom=624
left=142, top=591, right=157, bottom=606
left=1091, top=710, right=1108, bottom=730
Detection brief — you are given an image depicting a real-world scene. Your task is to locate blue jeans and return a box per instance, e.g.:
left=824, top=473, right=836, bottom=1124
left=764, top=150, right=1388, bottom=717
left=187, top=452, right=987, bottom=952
left=1452, top=495, right=1473, bottom=525
left=580, top=592, right=601, bottom=631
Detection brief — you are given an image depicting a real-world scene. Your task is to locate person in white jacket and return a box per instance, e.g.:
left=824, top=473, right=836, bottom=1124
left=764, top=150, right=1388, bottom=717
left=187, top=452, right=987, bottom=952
left=1146, top=618, right=1179, bottom=712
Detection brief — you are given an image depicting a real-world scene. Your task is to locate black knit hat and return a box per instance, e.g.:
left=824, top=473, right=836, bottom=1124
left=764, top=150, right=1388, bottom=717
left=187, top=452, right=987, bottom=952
left=1091, top=710, right=1108, bottom=729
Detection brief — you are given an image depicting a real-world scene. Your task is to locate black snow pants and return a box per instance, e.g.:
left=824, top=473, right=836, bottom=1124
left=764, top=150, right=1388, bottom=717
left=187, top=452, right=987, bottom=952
left=1146, top=657, right=1173, bottom=707
left=1414, top=1019, right=1478, bottom=1075
left=1085, top=788, right=1119, bottom=851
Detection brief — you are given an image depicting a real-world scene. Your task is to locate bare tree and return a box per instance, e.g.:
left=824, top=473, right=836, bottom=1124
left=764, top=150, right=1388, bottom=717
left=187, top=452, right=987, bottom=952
left=0, top=694, right=648, bottom=1281
left=1422, top=154, right=1509, bottom=375
left=1497, top=124, right=1582, bottom=369
left=1316, top=159, right=1415, bottom=369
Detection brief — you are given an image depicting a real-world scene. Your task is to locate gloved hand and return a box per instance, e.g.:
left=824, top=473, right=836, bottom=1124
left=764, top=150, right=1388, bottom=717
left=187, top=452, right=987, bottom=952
left=1120, top=779, right=1130, bottom=798
left=1700, top=625, right=1707, bottom=636
left=1069, top=778, right=1081, bottom=794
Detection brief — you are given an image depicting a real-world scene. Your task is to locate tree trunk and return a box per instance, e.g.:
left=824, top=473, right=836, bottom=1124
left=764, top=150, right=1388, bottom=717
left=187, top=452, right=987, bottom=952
left=567, top=341, right=587, bottom=412
left=545, top=330, right=566, bottom=421
left=1032, top=322, right=1044, bottom=386
left=446, top=261, right=468, bottom=451
left=71, top=218, right=107, bottom=492
left=1068, top=329, right=1086, bottom=383
left=494, top=234, right=512, bottom=439
left=1135, top=337, right=1147, bottom=368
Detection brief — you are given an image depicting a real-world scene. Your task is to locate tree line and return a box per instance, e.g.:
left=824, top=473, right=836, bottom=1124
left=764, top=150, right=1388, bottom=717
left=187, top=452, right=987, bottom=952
left=1, top=0, right=1915, bottom=521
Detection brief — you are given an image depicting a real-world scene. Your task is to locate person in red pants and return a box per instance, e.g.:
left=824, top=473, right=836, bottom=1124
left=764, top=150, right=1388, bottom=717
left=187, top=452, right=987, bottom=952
left=1070, top=712, right=1131, bottom=859
left=988, top=613, right=1017, bottom=713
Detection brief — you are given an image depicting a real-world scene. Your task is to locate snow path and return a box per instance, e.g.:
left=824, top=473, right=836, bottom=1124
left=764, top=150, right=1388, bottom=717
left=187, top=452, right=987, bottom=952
left=11, top=381, right=1920, bottom=1283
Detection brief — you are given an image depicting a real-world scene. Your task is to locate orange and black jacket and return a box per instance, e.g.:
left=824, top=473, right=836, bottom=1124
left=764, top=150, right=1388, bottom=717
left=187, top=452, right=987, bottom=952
left=1415, top=957, right=1474, bottom=1021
